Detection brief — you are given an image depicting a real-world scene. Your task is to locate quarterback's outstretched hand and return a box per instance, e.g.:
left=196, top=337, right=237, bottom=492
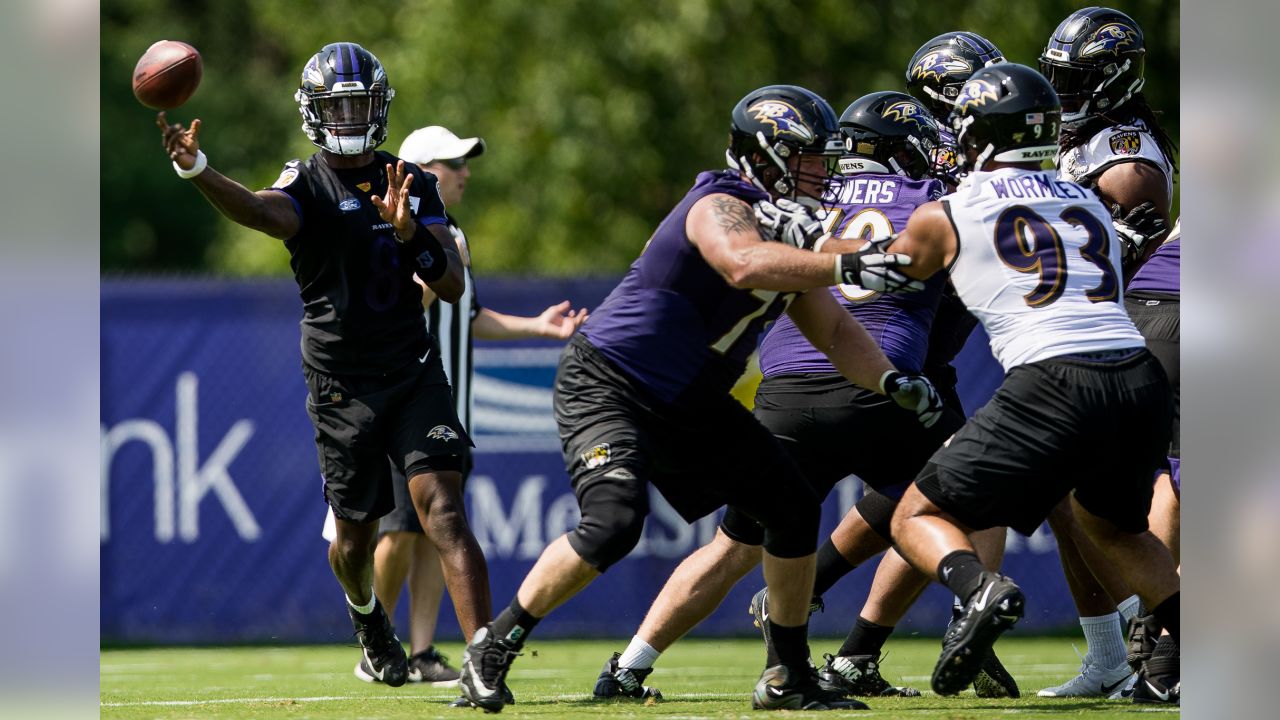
left=371, top=161, right=417, bottom=242
left=754, top=197, right=826, bottom=251
left=881, top=370, right=944, bottom=428
left=837, top=237, right=924, bottom=292
left=157, top=111, right=201, bottom=170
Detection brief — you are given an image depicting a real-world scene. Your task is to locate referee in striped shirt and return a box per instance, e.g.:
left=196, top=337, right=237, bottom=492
left=350, top=126, right=589, bottom=685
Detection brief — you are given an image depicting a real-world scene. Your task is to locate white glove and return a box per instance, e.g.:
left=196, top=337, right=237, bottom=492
left=837, top=237, right=924, bottom=293
left=754, top=197, right=826, bottom=251
left=880, top=370, right=944, bottom=428
left=1112, top=201, right=1169, bottom=264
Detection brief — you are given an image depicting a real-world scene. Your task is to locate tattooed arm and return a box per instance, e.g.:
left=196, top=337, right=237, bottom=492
left=686, top=193, right=845, bottom=292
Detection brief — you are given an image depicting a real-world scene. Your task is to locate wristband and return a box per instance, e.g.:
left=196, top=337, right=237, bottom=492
left=404, top=223, right=449, bottom=282
left=813, top=234, right=829, bottom=253
left=834, top=255, right=844, bottom=286
left=173, top=150, right=207, bottom=179
left=878, top=369, right=899, bottom=395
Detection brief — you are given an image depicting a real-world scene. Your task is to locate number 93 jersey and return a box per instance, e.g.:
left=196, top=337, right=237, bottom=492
left=943, top=168, right=1144, bottom=371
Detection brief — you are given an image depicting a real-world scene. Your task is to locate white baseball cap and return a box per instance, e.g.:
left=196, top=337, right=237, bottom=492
left=398, top=125, right=486, bottom=164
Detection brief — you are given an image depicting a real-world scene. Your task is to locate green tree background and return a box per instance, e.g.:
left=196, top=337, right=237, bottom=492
left=102, top=0, right=1179, bottom=277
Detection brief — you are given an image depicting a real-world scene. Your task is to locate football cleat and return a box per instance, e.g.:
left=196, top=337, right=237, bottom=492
left=932, top=573, right=1024, bottom=696
left=592, top=652, right=663, bottom=700
left=1036, top=653, right=1131, bottom=698
left=348, top=600, right=408, bottom=688
left=407, top=646, right=460, bottom=685
left=818, top=653, right=921, bottom=697
left=449, top=681, right=514, bottom=708
left=972, top=648, right=1020, bottom=698
left=1131, top=654, right=1179, bottom=705
left=752, top=664, right=870, bottom=711
left=458, top=624, right=521, bottom=713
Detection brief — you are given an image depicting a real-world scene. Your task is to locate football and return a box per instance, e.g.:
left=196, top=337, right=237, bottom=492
left=132, top=40, right=203, bottom=110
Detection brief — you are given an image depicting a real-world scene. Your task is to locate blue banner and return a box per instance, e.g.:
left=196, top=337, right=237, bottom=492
left=102, top=277, right=1073, bottom=645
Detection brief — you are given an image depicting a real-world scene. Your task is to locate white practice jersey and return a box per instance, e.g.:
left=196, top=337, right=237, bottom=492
left=943, top=168, right=1145, bottom=371
left=1057, top=118, right=1174, bottom=200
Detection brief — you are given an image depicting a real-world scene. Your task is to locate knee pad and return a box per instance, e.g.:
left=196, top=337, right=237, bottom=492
left=569, top=504, right=646, bottom=571
left=856, top=489, right=899, bottom=544
left=567, top=472, right=650, bottom=571
left=720, top=506, right=764, bottom=546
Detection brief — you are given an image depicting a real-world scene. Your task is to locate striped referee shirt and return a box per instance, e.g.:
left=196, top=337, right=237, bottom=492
left=426, top=217, right=480, bottom=432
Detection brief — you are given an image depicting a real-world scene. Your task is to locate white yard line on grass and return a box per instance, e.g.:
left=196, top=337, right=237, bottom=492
left=101, top=691, right=1183, bottom=712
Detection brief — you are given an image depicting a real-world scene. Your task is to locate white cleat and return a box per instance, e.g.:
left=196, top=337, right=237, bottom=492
left=1038, top=655, right=1132, bottom=698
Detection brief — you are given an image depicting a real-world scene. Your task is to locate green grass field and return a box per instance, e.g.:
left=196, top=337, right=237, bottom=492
left=101, top=637, right=1177, bottom=719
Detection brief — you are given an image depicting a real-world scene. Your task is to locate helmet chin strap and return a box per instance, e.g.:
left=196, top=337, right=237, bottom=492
left=755, top=131, right=796, bottom=197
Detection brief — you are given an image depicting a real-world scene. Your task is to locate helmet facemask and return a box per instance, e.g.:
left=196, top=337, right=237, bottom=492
left=1039, top=52, right=1144, bottom=124
left=297, top=85, right=395, bottom=156
left=727, top=132, right=843, bottom=209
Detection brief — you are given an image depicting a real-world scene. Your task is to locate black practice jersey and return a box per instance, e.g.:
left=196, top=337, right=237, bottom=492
left=268, top=150, right=449, bottom=376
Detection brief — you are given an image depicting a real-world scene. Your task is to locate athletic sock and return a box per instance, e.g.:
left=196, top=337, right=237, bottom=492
left=492, top=597, right=541, bottom=648
left=1080, top=612, right=1126, bottom=668
left=837, top=616, right=894, bottom=658
left=813, top=540, right=857, bottom=597
left=1116, top=594, right=1142, bottom=625
left=936, top=550, right=986, bottom=602
left=618, top=636, right=661, bottom=670
left=1150, top=592, right=1179, bottom=645
left=768, top=620, right=810, bottom=675
left=347, top=590, right=377, bottom=616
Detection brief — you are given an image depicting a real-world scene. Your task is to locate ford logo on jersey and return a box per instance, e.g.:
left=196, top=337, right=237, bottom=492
left=338, top=198, right=361, bottom=212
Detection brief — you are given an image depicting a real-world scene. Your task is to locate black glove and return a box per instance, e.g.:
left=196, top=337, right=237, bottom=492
left=881, top=370, right=944, bottom=428
left=754, top=197, right=825, bottom=251
left=837, top=237, right=924, bottom=292
left=1112, top=201, right=1169, bottom=264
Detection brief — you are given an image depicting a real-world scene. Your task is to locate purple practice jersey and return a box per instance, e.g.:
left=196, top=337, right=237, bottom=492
left=1126, top=239, right=1180, bottom=297
left=759, top=174, right=945, bottom=376
left=579, top=170, right=787, bottom=403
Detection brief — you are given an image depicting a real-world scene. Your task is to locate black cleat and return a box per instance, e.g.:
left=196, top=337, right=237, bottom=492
left=818, top=653, right=920, bottom=697
left=931, top=573, right=1024, bottom=696
left=349, top=600, right=409, bottom=688
left=458, top=625, right=521, bottom=713
left=752, top=664, right=870, bottom=711
left=972, top=648, right=1020, bottom=698
left=408, top=646, right=461, bottom=686
left=592, top=652, right=662, bottom=700
left=449, top=682, right=513, bottom=708
left=1132, top=654, right=1179, bottom=705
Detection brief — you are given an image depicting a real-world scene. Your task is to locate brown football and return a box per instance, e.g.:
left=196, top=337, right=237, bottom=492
left=132, top=40, right=203, bottom=110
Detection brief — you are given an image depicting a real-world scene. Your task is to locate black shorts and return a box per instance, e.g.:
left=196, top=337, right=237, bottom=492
left=1126, top=296, right=1179, bottom=462
left=719, top=373, right=964, bottom=544
left=917, top=348, right=1172, bottom=536
left=305, top=353, right=473, bottom=524
left=379, top=446, right=474, bottom=534
left=555, top=336, right=810, bottom=527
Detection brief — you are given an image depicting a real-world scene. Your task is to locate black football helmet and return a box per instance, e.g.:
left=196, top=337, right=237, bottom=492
left=1039, top=7, right=1145, bottom=124
left=949, top=63, right=1060, bottom=172
left=837, top=91, right=942, bottom=181
left=295, top=42, right=395, bottom=155
left=905, top=32, right=1005, bottom=120
left=727, top=84, right=843, bottom=203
